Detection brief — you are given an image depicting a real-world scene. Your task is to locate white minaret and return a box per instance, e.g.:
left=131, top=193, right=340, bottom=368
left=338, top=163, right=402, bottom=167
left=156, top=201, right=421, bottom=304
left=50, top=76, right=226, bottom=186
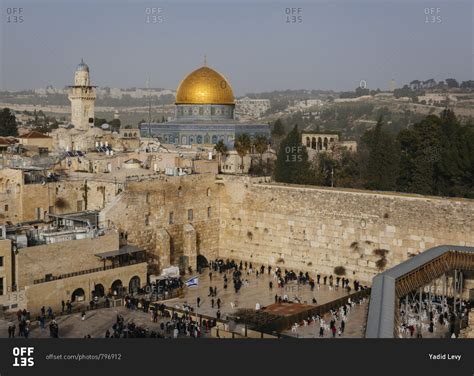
left=68, top=59, right=96, bottom=131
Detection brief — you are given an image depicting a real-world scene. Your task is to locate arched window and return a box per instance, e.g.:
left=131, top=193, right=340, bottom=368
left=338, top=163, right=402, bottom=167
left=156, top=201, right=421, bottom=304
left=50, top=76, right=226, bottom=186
left=212, top=135, right=218, bottom=144
left=317, top=137, right=323, bottom=151
left=323, top=137, right=329, bottom=150
left=306, top=137, right=310, bottom=147
left=197, top=135, right=203, bottom=144
left=311, top=137, right=316, bottom=149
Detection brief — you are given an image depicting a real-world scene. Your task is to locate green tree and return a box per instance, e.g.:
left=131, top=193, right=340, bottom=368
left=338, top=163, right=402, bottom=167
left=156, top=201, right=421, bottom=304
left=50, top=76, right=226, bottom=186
left=362, top=116, right=400, bottom=191
left=253, top=134, right=269, bottom=172
left=109, top=118, right=121, bottom=132
left=234, top=134, right=252, bottom=173
left=0, top=108, right=18, bottom=136
left=274, top=125, right=312, bottom=184
left=271, top=119, right=285, bottom=137
left=445, top=78, right=459, bottom=88
left=94, top=118, right=107, bottom=127
left=214, top=139, right=228, bottom=173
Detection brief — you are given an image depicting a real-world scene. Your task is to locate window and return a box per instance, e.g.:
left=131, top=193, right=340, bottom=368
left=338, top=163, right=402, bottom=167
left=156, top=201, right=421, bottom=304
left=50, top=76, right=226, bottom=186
left=4, top=204, right=8, bottom=212
left=35, top=207, right=42, bottom=220
left=0, top=277, right=3, bottom=296
left=0, top=256, right=3, bottom=267
left=207, top=207, right=212, bottom=218
left=169, top=212, right=174, bottom=225
left=188, top=209, right=193, bottom=221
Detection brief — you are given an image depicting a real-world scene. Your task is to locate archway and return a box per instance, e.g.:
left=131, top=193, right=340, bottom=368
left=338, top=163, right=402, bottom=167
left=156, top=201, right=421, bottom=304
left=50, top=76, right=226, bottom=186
left=306, top=137, right=311, bottom=148
left=71, top=288, right=85, bottom=302
left=323, top=137, right=329, bottom=150
left=311, top=137, right=316, bottom=149
left=111, top=280, right=123, bottom=296
left=128, top=276, right=141, bottom=293
left=197, top=255, right=209, bottom=270
left=317, top=137, right=322, bottom=151
left=92, top=284, right=105, bottom=298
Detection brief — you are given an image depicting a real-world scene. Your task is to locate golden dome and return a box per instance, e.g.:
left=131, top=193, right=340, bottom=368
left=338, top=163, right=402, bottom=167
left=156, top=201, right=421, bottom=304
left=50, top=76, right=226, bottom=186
left=175, top=66, right=234, bottom=105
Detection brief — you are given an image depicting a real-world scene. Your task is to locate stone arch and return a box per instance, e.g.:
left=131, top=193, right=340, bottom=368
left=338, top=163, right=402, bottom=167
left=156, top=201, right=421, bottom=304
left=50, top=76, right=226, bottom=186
left=197, top=254, right=209, bottom=269
left=197, top=135, right=203, bottom=144
left=212, top=135, right=218, bottom=144
left=317, top=137, right=323, bottom=151
left=128, top=276, right=141, bottom=293
left=323, top=137, right=329, bottom=150
left=311, top=137, right=316, bottom=149
left=306, top=137, right=311, bottom=147
left=71, top=287, right=85, bottom=302
left=111, top=279, right=123, bottom=296
left=92, top=284, right=105, bottom=298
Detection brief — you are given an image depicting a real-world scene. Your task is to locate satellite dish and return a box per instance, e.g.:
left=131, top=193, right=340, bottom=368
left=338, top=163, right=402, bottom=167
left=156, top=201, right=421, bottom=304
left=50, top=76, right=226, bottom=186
left=101, top=123, right=110, bottom=130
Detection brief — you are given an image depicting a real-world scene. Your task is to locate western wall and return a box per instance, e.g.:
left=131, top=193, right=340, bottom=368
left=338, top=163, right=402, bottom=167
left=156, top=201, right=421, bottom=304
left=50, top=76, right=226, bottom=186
left=100, top=174, right=474, bottom=284
left=218, top=176, right=474, bottom=283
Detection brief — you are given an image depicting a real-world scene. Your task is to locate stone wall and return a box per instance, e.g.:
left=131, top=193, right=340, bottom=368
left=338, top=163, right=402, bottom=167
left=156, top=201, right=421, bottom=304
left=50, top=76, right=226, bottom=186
left=0, top=239, right=12, bottom=297
left=217, top=177, right=474, bottom=283
left=16, top=232, right=119, bottom=288
left=100, top=174, right=219, bottom=271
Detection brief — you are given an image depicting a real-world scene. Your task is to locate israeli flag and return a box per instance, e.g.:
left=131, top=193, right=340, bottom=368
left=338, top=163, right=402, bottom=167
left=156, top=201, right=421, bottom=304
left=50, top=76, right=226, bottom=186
left=185, top=276, right=199, bottom=287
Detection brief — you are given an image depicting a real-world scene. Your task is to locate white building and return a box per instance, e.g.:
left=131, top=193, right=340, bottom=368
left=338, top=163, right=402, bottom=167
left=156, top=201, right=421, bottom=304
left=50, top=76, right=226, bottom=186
left=235, top=97, right=271, bottom=120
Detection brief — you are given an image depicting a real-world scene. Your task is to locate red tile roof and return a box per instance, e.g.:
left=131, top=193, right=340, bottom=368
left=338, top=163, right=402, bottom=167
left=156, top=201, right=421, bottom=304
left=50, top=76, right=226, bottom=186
left=0, top=137, right=18, bottom=145
left=19, top=131, right=51, bottom=139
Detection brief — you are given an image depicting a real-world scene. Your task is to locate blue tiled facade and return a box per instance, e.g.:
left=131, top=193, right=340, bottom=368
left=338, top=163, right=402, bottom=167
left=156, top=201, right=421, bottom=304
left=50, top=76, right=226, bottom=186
left=139, top=122, right=270, bottom=147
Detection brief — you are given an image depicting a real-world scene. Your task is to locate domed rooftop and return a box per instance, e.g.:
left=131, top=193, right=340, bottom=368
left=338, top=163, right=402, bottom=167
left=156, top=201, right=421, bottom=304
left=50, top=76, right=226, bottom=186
left=76, top=59, right=90, bottom=72
left=175, top=65, right=234, bottom=105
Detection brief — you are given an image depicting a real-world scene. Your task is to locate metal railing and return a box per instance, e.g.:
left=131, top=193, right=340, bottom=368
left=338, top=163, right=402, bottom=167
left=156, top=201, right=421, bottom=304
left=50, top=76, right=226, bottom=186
left=33, top=261, right=145, bottom=285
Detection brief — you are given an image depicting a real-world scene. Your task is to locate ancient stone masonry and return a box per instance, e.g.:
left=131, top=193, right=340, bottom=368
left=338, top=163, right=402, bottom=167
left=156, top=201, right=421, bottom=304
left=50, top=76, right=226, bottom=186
left=217, top=177, right=474, bottom=283
left=100, top=173, right=474, bottom=284
left=101, top=174, right=220, bottom=272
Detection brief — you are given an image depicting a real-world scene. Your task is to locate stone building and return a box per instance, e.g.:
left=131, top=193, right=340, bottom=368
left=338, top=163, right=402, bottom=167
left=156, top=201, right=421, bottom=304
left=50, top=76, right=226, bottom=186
left=302, top=132, right=357, bottom=159
left=0, top=167, right=119, bottom=224
left=0, top=229, right=146, bottom=314
left=18, top=131, right=53, bottom=152
left=68, top=59, right=96, bottom=131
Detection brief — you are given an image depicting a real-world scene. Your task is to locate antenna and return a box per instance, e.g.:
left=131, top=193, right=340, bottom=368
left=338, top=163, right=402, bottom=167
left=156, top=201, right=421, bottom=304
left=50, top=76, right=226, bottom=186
left=147, top=77, right=152, bottom=137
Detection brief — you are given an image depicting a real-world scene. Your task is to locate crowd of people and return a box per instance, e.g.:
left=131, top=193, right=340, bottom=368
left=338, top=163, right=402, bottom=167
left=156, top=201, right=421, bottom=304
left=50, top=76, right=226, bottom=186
left=289, top=296, right=367, bottom=338
left=399, top=294, right=470, bottom=338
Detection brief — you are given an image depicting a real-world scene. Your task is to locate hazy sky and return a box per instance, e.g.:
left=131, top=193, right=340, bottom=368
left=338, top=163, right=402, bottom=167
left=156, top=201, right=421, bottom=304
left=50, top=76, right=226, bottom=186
left=1, top=0, right=472, bottom=95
